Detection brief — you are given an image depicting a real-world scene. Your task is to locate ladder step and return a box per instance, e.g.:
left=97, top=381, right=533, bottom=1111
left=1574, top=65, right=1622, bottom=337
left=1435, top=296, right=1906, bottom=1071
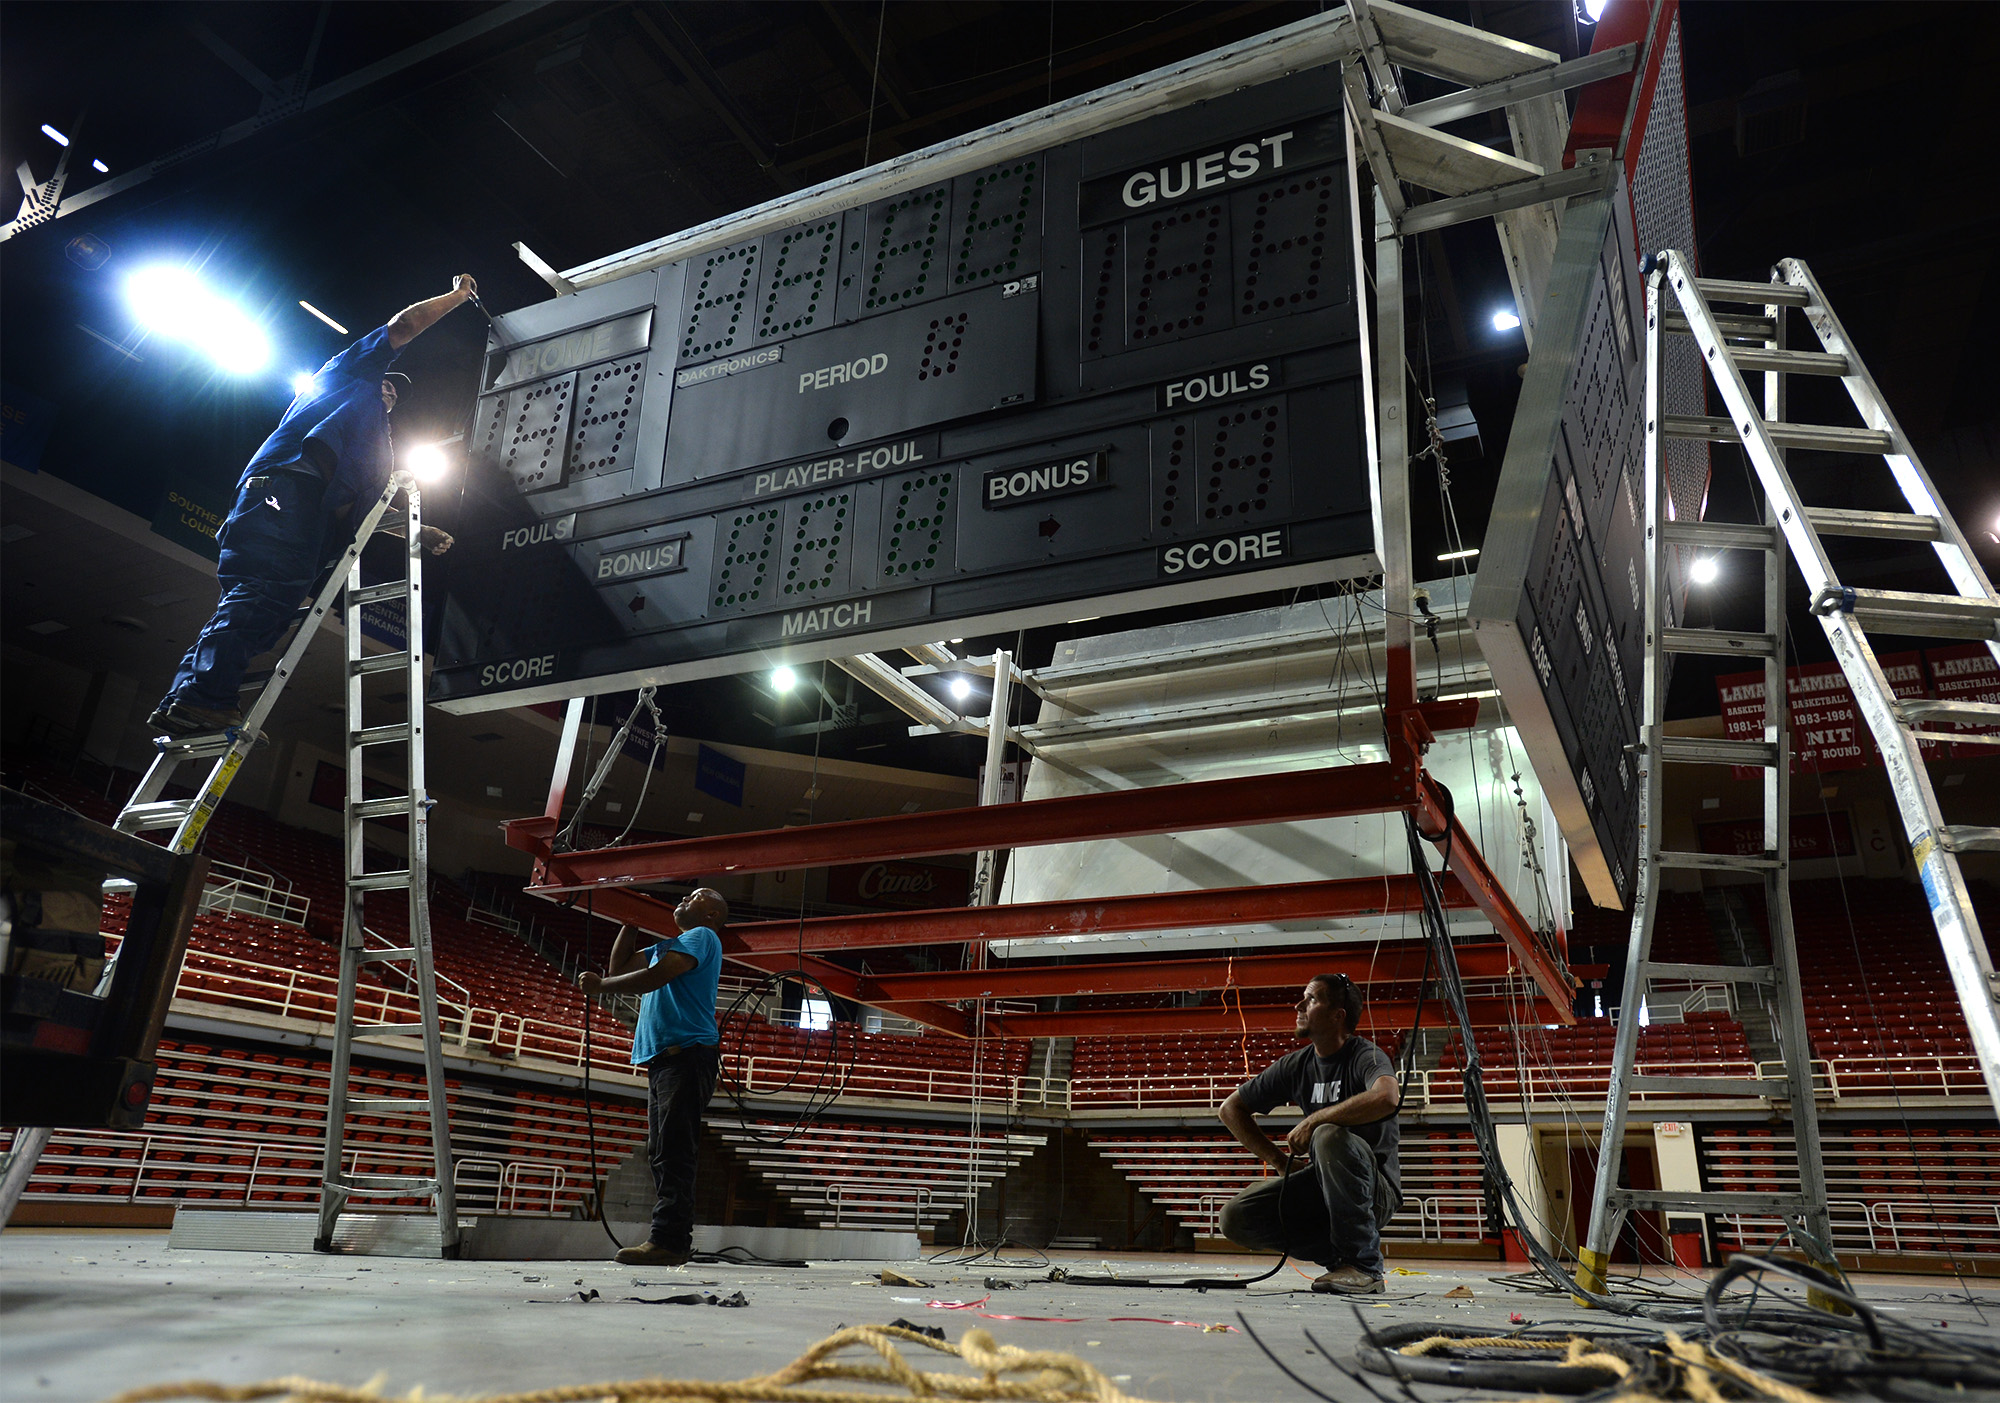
left=1726, top=347, right=1851, bottom=377
left=353, top=723, right=414, bottom=747
left=153, top=732, right=250, bottom=759
left=1941, top=826, right=2000, bottom=854
left=1662, top=414, right=1892, bottom=454
left=1659, top=627, right=1778, bottom=658
left=1895, top=698, right=2000, bottom=726
left=348, top=581, right=409, bottom=607
left=115, top=800, right=197, bottom=832
left=1627, top=1073, right=1789, bottom=1097
left=1813, top=586, right=2000, bottom=641
left=352, top=1022, right=429, bottom=1037
left=342, top=1095, right=433, bottom=1111
left=1693, top=277, right=1810, bottom=307
left=1660, top=520, right=1776, bottom=551
left=1655, top=850, right=1781, bottom=872
left=349, top=870, right=414, bottom=892
left=361, top=947, right=419, bottom=963
left=1662, top=311, right=1774, bottom=339
left=1805, top=507, right=1944, bottom=543
left=1643, top=961, right=1777, bottom=986
left=1655, top=736, right=1778, bottom=767
left=1611, top=1188, right=1810, bottom=1214
left=352, top=796, right=414, bottom=820
left=328, top=1176, right=437, bottom=1196
left=352, top=653, right=406, bottom=676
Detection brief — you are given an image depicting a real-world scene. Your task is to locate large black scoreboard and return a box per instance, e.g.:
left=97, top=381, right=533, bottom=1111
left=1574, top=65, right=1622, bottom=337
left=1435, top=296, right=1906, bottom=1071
left=430, top=60, right=1375, bottom=713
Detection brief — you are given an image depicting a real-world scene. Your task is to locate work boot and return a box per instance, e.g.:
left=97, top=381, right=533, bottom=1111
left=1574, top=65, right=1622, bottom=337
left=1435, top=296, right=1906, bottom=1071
left=614, top=1240, right=691, bottom=1266
left=150, top=701, right=244, bottom=736
left=1311, top=1265, right=1385, bottom=1295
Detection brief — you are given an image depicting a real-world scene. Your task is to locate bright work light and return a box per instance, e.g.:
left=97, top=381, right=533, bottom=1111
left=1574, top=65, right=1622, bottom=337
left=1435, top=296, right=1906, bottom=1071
left=1492, top=309, right=1522, bottom=332
left=404, top=443, right=450, bottom=484
left=290, top=372, right=317, bottom=397
left=771, top=665, right=798, bottom=693
left=125, top=265, right=271, bottom=375
left=1690, top=556, right=1720, bottom=585
left=949, top=676, right=973, bottom=702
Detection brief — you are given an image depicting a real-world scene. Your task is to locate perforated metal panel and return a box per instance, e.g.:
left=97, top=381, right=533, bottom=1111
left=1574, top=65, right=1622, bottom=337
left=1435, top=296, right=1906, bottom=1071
left=1233, top=170, right=1341, bottom=325
left=951, top=160, right=1038, bottom=290
left=1128, top=199, right=1229, bottom=347
left=780, top=488, right=854, bottom=603
left=498, top=374, right=575, bottom=494
left=1154, top=397, right=1291, bottom=532
left=711, top=504, right=784, bottom=613
left=861, top=183, right=951, bottom=313
left=758, top=218, right=841, bottom=341
left=880, top=469, right=955, bottom=582
left=567, top=356, right=646, bottom=481
left=682, top=239, right=761, bottom=363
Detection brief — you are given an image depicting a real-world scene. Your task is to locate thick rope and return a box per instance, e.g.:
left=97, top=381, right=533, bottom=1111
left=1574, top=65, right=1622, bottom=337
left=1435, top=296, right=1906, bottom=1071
left=1386, top=1329, right=1835, bottom=1403
left=100, top=1326, right=1154, bottom=1403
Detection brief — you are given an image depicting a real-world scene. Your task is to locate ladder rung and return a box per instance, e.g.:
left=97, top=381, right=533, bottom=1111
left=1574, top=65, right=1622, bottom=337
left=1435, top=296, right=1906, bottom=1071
left=1661, top=520, right=1776, bottom=551
left=353, top=796, right=413, bottom=820
left=349, top=870, right=414, bottom=892
left=342, top=1095, right=433, bottom=1111
left=353, top=723, right=413, bottom=747
left=1644, top=961, right=1777, bottom=986
left=1656, top=850, right=1781, bottom=872
left=1895, top=698, right=2000, bottom=726
left=1813, top=586, right=2000, bottom=641
left=1805, top=507, right=1944, bottom=543
left=153, top=732, right=249, bottom=759
left=353, top=653, right=406, bottom=676
left=352, top=1023, right=429, bottom=1037
left=1662, top=414, right=1893, bottom=454
left=1654, top=736, right=1778, bottom=767
left=1627, top=1073, right=1788, bottom=1097
left=1659, top=627, right=1778, bottom=658
left=328, top=1176, right=437, bottom=1196
left=116, top=800, right=196, bottom=832
left=1941, top=826, right=2000, bottom=854
left=1727, top=347, right=1850, bottom=377
left=361, top=946, right=419, bottom=963
left=1612, top=1188, right=1809, bottom=1213
left=1662, top=311, right=1774, bottom=339
left=348, top=581, right=409, bottom=607
left=1693, top=277, right=1810, bottom=307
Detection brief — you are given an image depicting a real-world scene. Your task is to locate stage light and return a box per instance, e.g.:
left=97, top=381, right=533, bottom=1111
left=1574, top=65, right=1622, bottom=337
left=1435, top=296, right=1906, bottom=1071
left=290, top=372, right=317, bottom=397
left=92, top=158, right=108, bottom=173
left=404, top=443, right=450, bottom=483
left=1492, top=308, right=1522, bottom=332
left=1578, top=0, right=1610, bottom=21
left=1438, top=546, right=1480, bottom=561
left=41, top=124, right=68, bottom=147
left=949, top=676, right=973, bottom=702
left=125, top=265, right=271, bottom=374
left=1690, top=556, right=1720, bottom=585
left=771, top=665, right=798, bottom=693
left=298, top=300, right=348, bottom=334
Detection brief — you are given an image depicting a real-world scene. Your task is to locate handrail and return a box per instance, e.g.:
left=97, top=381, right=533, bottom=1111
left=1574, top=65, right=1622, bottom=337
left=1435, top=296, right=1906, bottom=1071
left=200, top=857, right=311, bottom=927
left=825, top=1180, right=932, bottom=1231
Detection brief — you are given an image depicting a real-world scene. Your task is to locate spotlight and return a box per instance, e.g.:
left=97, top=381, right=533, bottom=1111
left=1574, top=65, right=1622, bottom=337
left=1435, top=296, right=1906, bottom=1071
left=1690, top=556, right=1720, bottom=585
left=298, top=300, right=349, bottom=335
left=1492, top=309, right=1522, bottom=332
left=771, top=665, right=798, bottom=693
left=1580, top=0, right=1610, bottom=20
left=290, top=372, right=317, bottom=397
left=41, top=124, right=68, bottom=147
left=404, top=443, right=449, bottom=483
left=125, top=265, right=270, bottom=374
left=92, top=158, right=108, bottom=173
left=949, top=676, right=973, bottom=702
left=1438, top=546, right=1481, bottom=562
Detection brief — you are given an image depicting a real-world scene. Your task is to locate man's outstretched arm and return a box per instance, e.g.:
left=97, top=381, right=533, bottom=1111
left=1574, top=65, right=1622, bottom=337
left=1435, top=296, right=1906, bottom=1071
left=386, top=275, right=478, bottom=348
left=1218, top=1091, right=1290, bottom=1172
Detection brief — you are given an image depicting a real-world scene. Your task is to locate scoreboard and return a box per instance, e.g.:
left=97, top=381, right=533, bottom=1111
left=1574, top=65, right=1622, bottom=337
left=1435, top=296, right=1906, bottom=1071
left=429, top=53, right=1377, bottom=713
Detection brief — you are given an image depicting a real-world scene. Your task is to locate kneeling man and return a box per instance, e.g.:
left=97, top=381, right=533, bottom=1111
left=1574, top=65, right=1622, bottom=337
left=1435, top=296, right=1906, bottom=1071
left=1217, top=973, right=1402, bottom=1294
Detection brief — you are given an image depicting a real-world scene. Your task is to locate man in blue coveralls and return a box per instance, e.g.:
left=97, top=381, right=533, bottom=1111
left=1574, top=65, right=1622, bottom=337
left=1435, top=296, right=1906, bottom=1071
left=147, top=275, right=479, bottom=736
left=578, top=887, right=726, bottom=1266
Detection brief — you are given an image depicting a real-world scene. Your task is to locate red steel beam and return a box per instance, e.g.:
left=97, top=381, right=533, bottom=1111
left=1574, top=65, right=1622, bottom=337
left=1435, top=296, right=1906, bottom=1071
left=858, top=943, right=1524, bottom=1003
left=707, top=874, right=1475, bottom=954
left=999, top=996, right=1555, bottom=1038
left=506, top=759, right=1421, bottom=885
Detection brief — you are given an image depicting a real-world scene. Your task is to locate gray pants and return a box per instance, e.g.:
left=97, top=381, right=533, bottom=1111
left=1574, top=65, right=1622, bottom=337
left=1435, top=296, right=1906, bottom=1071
left=1217, top=1123, right=1398, bottom=1275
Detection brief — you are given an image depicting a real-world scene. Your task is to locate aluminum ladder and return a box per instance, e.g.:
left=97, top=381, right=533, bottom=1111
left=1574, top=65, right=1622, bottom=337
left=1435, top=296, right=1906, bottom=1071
left=112, top=474, right=413, bottom=856
left=314, top=473, right=460, bottom=1256
left=1579, top=253, right=2000, bottom=1301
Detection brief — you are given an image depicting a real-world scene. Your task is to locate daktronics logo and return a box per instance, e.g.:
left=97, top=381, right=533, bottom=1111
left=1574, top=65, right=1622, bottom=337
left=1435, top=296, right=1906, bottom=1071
left=855, top=863, right=937, bottom=900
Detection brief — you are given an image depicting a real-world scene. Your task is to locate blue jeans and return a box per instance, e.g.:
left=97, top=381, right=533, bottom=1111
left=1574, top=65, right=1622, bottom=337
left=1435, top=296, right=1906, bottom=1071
left=1217, top=1124, right=1400, bottom=1274
left=645, top=1044, right=719, bottom=1251
left=163, top=468, right=330, bottom=711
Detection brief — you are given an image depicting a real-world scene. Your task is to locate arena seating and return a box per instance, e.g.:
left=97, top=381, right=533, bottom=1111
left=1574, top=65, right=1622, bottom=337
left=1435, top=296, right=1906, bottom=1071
left=1435, top=1014, right=1756, bottom=1100
left=1087, top=1126, right=1485, bottom=1245
left=1069, top=1029, right=1404, bottom=1106
left=1699, top=1122, right=2000, bottom=1258
left=713, top=1118, right=1044, bottom=1231
left=7, top=1035, right=645, bottom=1216
left=720, top=1013, right=1029, bottom=1102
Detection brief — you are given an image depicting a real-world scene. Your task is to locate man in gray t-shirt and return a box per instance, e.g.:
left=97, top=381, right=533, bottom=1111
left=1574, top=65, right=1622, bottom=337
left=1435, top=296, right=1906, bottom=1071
left=1216, top=973, right=1402, bottom=1294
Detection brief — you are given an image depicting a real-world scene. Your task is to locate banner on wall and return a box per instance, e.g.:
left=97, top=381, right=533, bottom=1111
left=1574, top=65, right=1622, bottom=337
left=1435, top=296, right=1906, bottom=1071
left=1698, top=810, right=1855, bottom=860
left=1716, top=652, right=1946, bottom=777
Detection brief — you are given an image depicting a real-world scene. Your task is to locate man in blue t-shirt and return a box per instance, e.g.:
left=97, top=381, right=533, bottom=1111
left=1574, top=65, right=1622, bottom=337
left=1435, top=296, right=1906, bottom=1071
left=147, top=275, right=479, bottom=737
left=1216, top=973, right=1403, bottom=1294
left=578, top=887, right=726, bottom=1266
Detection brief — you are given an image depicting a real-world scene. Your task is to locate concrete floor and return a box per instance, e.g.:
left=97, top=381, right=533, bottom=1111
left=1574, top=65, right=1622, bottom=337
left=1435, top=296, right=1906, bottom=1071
left=8, top=1230, right=2000, bottom=1402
